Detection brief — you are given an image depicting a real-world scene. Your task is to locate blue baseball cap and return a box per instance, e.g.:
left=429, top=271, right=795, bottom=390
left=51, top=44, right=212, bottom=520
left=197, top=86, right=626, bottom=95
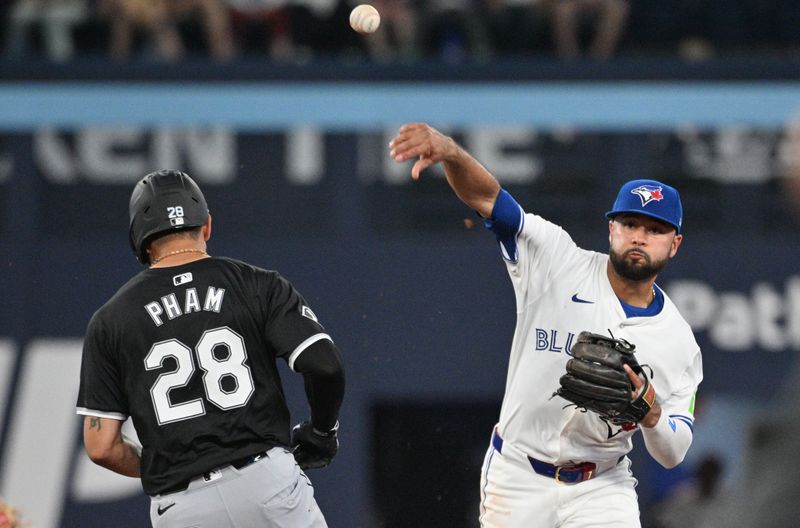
left=605, top=179, right=683, bottom=233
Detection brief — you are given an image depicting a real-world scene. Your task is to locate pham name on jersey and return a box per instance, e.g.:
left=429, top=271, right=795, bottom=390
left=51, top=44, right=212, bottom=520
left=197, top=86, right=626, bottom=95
left=144, top=286, right=226, bottom=327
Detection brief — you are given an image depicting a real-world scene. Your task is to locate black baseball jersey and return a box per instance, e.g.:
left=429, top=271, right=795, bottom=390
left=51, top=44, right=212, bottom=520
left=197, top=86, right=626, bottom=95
left=76, top=257, right=331, bottom=495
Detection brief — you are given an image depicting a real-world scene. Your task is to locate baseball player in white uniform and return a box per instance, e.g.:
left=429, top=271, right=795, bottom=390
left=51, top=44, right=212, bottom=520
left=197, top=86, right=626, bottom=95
left=389, top=123, right=702, bottom=527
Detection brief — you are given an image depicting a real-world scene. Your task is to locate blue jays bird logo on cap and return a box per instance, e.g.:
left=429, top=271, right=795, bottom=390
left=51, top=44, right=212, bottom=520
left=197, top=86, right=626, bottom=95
left=630, top=185, right=664, bottom=207
left=606, top=179, right=683, bottom=233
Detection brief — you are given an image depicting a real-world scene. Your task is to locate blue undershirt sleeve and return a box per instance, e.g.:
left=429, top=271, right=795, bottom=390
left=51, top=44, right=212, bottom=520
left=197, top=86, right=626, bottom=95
left=483, top=188, right=524, bottom=262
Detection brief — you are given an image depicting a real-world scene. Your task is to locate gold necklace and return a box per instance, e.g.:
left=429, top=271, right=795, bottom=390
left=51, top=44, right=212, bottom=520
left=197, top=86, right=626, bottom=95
left=151, top=248, right=208, bottom=265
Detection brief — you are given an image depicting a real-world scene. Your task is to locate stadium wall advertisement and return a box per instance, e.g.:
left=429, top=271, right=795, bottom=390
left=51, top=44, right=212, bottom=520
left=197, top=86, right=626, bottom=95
left=1, top=78, right=799, bottom=526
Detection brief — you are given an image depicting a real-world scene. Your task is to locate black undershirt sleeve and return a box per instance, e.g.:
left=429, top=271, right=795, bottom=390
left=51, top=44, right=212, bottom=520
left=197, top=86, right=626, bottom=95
left=292, top=339, right=345, bottom=432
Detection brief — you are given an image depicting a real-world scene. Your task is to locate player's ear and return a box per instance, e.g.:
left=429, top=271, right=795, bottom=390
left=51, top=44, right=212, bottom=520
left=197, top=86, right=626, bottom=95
left=202, top=215, right=212, bottom=241
left=669, top=233, right=683, bottom=258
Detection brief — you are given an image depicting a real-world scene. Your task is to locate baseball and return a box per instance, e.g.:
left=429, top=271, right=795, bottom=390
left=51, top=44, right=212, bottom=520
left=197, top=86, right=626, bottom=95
left=349, top=4, right=380, bottom=34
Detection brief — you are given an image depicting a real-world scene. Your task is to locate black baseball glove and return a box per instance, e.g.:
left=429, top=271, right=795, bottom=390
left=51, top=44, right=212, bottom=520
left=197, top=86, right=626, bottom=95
left=291, top=421, right=339, bottom=470
left=554, top=332, right=655, bottom=425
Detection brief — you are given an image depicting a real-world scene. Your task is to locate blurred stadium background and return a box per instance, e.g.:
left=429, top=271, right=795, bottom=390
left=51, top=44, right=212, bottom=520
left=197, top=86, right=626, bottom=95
left=1, top=1, right=799, bottom=527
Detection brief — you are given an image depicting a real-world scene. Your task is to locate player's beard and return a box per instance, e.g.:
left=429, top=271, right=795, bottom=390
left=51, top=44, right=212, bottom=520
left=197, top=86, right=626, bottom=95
left=609, top=247, right=668, bottom=281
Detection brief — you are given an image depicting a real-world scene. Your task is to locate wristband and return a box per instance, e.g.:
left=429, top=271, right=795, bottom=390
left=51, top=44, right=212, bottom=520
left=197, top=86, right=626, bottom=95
left=312, top=421, right=339, bottom=437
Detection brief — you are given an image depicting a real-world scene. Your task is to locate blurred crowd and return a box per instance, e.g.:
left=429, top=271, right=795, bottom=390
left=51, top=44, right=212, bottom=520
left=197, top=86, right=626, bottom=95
left=1, top=0, right=800, bottom=64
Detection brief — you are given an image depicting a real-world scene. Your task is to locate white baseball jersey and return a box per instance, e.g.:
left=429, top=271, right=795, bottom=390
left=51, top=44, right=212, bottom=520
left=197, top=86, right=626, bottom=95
left=487, top=190, right=703, bottom=466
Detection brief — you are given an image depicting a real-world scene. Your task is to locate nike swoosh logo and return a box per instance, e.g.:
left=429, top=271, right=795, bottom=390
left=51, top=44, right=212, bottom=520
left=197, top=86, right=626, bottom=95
left=157, top=503, right=176, bottom=516
left=571, top=294, right=594, bottom=304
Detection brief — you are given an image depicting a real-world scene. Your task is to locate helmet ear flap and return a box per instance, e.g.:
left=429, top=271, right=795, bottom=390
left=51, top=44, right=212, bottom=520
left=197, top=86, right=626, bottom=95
left=128, top=170, right=209, bottom=265
left=128, top=223, right=141, bottom=263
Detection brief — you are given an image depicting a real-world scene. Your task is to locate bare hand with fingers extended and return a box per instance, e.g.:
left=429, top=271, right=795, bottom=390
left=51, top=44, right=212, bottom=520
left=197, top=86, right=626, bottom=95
left=389, top=123, right=459, bottom=180
left=388, top=122, right=500, bottom=218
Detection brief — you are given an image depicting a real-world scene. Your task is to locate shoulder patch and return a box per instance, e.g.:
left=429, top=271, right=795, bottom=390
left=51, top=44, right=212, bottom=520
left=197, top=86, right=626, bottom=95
left=301, top=305, right=318, bottom=322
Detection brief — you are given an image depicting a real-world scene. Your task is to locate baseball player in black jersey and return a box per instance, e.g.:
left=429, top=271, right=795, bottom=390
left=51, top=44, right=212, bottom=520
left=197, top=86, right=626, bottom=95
left=76, top=170, right=345, bottom=527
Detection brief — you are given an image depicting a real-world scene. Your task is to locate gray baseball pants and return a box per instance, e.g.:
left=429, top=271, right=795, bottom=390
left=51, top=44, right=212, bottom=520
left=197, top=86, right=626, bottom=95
left=149, top=447, right=327, bottom=527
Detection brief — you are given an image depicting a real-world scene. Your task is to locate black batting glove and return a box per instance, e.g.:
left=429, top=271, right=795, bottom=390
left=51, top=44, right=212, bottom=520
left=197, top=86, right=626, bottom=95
left=291, top=421, right=339, bottom=470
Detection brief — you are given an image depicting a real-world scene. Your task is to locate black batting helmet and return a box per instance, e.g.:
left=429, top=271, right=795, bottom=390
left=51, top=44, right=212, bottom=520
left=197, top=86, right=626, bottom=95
left=128, top=170, right=210, bottom=264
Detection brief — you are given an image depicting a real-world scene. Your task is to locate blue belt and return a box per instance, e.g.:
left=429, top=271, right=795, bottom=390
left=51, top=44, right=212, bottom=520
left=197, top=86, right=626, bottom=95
left=491, top=429, right=599, bottom=484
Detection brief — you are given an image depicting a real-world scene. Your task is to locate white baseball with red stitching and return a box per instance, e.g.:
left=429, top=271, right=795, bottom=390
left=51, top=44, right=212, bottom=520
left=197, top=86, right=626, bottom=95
left=349, top=4, right=381, bottom=35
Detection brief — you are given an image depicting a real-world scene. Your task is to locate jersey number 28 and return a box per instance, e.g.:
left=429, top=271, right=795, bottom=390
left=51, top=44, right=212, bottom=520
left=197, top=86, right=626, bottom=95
left=145, top=327, right=255, bottom=425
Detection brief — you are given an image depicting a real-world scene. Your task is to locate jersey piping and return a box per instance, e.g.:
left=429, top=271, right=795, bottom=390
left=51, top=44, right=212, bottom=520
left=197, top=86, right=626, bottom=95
left=287, top=333, right=333, bottom=371
left=76, top=407, right=127, bottom=421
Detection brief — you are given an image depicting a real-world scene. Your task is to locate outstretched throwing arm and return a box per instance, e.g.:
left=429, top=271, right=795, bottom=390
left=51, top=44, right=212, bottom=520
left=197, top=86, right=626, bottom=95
left=389, top=123, right=501, bottom=218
